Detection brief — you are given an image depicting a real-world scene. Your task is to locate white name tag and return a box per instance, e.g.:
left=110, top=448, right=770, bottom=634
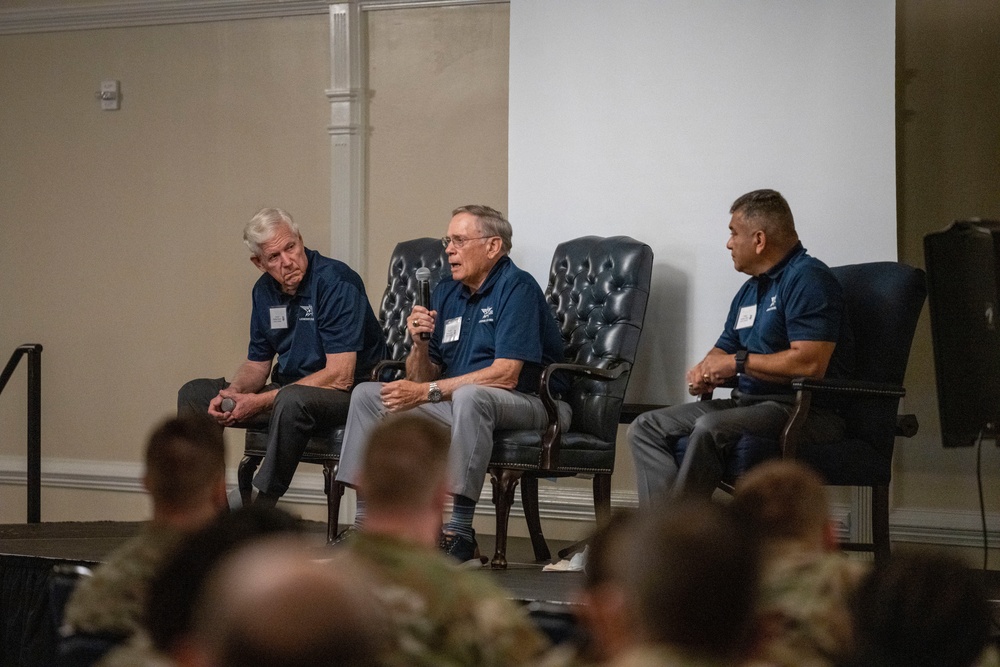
left=736, top=305, right=757, bottom=330
left=443, top=317, right=462, bottom=343
left=270, top=307, right=288, bottom=329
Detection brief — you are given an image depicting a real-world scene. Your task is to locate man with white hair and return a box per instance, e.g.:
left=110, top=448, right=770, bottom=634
left=179, top=207, right=385, bottom=506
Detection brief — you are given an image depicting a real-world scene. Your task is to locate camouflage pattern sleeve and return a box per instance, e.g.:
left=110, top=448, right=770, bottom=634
left=63, top=525, right=184, bottom=637
left=342, top=533, right=553, bottom=666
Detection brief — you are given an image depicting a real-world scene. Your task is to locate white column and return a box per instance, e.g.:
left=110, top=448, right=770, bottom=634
left=327, top=2, right=365, bottom=273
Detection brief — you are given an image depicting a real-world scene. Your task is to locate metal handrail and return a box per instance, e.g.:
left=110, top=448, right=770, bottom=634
left=0, top=344, right=42, bottom=523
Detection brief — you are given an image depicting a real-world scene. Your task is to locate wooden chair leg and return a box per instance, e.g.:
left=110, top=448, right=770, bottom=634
left=238, top=455, right=262, bottom=508
left=520, top=474, right=551, bottom=562
left=488, top=467, right=522, bottom=569
left=593, top=473, right=612, bottom=528
left=872, top=484, right=891, bottom=567
left=323, top=460, right=344, bottom=545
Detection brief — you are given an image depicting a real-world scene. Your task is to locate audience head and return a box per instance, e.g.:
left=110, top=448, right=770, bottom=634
left=243, top=207, right=299, bottom=258
left=731, top=459, right=834, bottom=551
left=730, top=189, right=798, bottom=248
left=624, top=498, right=761, bottom=661
left=143, top=414, right=227, bottom=521
left=578, top=510, right=640, bottom=661
left=451, top=204, right=512, bottom=254
left=848, top=549, right=991, bottom=667
left=359, top=413, right=450, bottom=515
left=187, top=538, right=388, bottom=667
left=145, top=505, right=303, bottom=659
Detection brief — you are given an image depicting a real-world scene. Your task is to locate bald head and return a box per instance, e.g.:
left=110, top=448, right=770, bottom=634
left=190, top=539, right=387, bottom=667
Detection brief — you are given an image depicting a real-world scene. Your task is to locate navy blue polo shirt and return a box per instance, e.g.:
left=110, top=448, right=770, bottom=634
left=715, top=243, right=853, bottom=399
left=428, top=255, right=565, bottom=395
left=248, top=248, right=386, bottom=385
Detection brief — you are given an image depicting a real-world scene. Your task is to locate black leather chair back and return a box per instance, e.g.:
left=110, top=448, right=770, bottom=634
left=547, top=236, right=653, bottom=443
left=829, top=262, right=927, bottom=459
left=378, top=237, right=451, bottom=366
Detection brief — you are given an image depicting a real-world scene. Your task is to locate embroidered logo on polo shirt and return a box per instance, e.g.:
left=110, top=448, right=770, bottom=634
left=300, top=305, right=315, bottom=321
left=766, top=296, right=778, bottom=312
left=479, top=306, right=495, bottom=323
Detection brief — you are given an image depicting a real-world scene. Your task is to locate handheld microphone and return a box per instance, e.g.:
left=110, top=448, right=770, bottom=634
left=220, top=397, right=236, bottom=413
left=415, top=267, right=432, bottom=341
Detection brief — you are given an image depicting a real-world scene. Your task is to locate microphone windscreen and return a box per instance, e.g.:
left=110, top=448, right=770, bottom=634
left=415, top=267, right=431, bottom=282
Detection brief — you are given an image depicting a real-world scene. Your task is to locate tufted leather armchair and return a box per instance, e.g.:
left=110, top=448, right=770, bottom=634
left=238, top=238, right=450, bottom=542
left=488, top=236, right=653, bottom=568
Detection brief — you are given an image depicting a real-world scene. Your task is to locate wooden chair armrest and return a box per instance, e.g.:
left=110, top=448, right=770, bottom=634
left=537, top=361, right=629, bottom=470
left=370, top=359, right=405, bottom=382
left=783, top=378, right=909, bottom=457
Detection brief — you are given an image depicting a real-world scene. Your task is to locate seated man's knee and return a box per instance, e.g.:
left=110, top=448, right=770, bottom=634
left=350, top=381, right=383, bottom=408
left=272, top=384, right=303, bottom=411
left=627, top=412, right=654, bottom=443
left=178, top=378, right=218, bottom=414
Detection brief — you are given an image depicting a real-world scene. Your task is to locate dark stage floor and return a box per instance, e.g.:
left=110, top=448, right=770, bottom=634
left=0, top=519, right=585, bottom=604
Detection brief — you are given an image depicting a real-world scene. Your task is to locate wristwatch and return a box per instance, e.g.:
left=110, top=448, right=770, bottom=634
left=735, top=350, right=749, bottom=375
left=427, top=382, right=443, bottom=403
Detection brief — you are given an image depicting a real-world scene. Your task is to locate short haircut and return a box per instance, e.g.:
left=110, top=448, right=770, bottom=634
left=849, top=549, right=991, bottom=667
left=452, top=204, right=512, bottom=254
left=359, top=414, right=450, bottom=513
left=243, top=207, right=299, bottom=257
left=193, top=538, right=387, bottom=667
left=624, top=499, right=760, bottom=659
left=730, top=189, right=796, bottom=244
left=144, top=414, right=225, bottom=511
left=731, top=459, right=830, bottom=543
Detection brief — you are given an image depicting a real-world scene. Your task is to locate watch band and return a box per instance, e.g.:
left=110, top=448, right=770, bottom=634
left=735, top=350, right=749, bottom=375
left=428, top=381, right=442, bottom=403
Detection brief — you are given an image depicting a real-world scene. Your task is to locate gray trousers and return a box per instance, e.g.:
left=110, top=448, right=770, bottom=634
left=178, top=377, right=352, bottom=496
left=335, top=382, right=572, bottom=501
left=627, top=395, right=845, bottom=506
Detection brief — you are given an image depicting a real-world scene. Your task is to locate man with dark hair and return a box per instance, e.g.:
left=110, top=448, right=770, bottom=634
left=616, top=498, right=761, bottom=665
left=628, top=189, right=852, bottom=503
left=334, top=414, right=553, bottom=665
left=62, top=414, right=228, bottom=648
left=178, top=207, right=385, bottom=507
left=847, top=550, right=997, bottom=667
left=336, top=204, right=568, bottom=562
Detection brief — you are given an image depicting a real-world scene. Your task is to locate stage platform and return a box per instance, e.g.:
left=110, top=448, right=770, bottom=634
left=0, top=520, right=584, bottom=667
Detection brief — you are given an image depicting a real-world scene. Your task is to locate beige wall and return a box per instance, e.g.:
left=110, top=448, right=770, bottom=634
left=0, top=14, right=332, bottom=521
left=364, top=4, right=509, bottom=295
left=894, top=0, right=1000, bottom=516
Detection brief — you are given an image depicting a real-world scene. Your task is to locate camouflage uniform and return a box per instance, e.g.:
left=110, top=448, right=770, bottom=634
left=342, top=531, right=552, bottom=667
left=750, top=546, right=867, bottom=667
left=977, top=645, right=1000, bottom=667
left=608, top=645, right=735, bottom=667
left=96, top=630, right=173, bottom=667
left=63, top=523, right=185, bottom=637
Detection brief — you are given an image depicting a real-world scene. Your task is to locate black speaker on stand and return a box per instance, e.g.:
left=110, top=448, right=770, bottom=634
left=924, top=220, right=1000, bottom=447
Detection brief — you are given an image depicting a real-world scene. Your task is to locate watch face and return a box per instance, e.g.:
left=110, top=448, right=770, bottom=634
left=428, top=384, right=442, bottom=403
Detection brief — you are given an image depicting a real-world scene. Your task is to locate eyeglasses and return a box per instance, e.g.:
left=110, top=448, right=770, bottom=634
left=440, top=235, right=496, bottom=249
